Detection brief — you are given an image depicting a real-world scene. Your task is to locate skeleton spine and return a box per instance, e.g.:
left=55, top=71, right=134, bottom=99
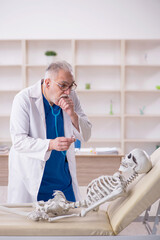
left=126, top=172, right=138, bottom=186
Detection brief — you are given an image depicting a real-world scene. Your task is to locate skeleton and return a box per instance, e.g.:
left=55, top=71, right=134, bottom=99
left=1, top=148, right=152, bottom=222
left=27, top=171, right=126, bottom=222
left=27, top=148, right=152, bottom=222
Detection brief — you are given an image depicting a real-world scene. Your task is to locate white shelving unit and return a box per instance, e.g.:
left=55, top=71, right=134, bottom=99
left=0, top=39, right=160, bottom=155
left=124, top=40, right=160, bottom=154
left=75, top=40, right=122, bottom=151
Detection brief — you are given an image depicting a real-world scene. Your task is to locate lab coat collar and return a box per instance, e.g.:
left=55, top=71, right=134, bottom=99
left=29, top=79, right=43, bottom=99
left=29, top=80, right=46, bottom=132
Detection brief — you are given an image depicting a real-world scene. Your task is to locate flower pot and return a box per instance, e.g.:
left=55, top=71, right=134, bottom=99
left=46, top=56, right=58, bottom=65
left=85, top=83, right=91, bottom=90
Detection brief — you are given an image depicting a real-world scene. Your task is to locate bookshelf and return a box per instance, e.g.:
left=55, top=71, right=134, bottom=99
left=0, top=39, right=160, bottom=155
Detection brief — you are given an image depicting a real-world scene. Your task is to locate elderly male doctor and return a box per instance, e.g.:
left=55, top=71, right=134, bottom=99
left=8, top=61, right=92, bottom=204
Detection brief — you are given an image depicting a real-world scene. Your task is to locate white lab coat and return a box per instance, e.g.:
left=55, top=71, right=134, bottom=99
left=7, top=80, right=92, bottom=203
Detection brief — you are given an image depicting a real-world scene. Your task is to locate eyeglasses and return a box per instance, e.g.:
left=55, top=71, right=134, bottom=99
left=52, top=80, right=77, bottom=91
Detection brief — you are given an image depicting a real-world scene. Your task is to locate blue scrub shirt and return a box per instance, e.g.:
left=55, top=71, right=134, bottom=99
left=37, top=94, right=76, bottom=202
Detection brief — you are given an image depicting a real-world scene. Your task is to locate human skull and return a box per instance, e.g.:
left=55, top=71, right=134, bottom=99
left=119, top=148, right=152, bottom=174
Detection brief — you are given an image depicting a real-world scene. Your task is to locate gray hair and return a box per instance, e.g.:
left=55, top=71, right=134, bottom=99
left=44, top=60, right=73, bottom=80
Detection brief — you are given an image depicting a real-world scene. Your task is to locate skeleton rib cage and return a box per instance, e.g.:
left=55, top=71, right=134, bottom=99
left=86, top=173, right=125, bottom=205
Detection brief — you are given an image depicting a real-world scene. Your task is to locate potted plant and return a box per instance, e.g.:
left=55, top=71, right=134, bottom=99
left=45, top=51, right=58, bottom=65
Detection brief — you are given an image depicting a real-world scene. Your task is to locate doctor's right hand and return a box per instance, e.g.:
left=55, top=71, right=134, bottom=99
left=48, top=137, right=75, bottom=151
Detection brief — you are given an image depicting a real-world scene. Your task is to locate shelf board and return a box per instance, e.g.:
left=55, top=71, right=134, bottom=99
left=26, top=64, right=47, bottom=67
left=0, top=153, right=120, bottom=158
left=125, top=64, right=160, bottom=67
left=125, top=114, right=160, bottom=118
left=124, top=139, right=160, bottom=143
left=125, top=90, right=160, bottom=93
left=0, top=89, right=21, bottom=92
left=0, top=138, right=11, bottom=142
left=88, top=114, right=121, bottom=118
left=0, top=65, right=22, bottom=67
left=76, top=89, right=121, bottom=93
left=0, top=153, right=9, bottom=157
left=88, top=138, right=121, bottom=143
left=75, top=64, right=121, bottom=67
left=75, top=154, right=123, bottom=158
left=0, top=115, right=10, bottom=118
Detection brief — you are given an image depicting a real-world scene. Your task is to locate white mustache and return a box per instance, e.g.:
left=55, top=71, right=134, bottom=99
left=57, top=94, right=69, bottom=101
left=53, top=94, right=69, bottom=105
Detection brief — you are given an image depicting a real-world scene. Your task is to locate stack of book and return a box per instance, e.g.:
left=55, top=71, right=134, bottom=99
left=95, top=147, right=119, bottom=155
left=75, top=147, right=119, bottom=155
left=0, top=145, right=9, bottom=155
left=75, top=148, right=94, bottom=155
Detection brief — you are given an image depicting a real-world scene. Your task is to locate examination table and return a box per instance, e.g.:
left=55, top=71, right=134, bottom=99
left=0, top=148, right=160, bottom=238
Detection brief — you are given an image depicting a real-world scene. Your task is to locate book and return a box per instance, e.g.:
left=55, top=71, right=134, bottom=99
left=95, top=147, right=119, bottom=155
left=0, top=145, right=9, bottom=155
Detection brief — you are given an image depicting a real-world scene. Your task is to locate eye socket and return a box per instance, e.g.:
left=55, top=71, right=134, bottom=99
left=133, top=156, right=137, bottom=164
left=128, top=153, right=132, bottom=159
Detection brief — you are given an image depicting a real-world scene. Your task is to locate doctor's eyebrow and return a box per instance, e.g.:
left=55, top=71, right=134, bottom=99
left=59, top=80, right=74, bottom=85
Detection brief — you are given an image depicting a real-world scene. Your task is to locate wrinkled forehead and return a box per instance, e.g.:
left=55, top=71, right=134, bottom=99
left=55, top=69, right=74, bottom=84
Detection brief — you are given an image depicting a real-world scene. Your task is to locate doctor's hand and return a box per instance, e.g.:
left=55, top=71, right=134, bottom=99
left=48, top=137, right=75, bottom=151
left=58, top=96, right=80, bottom=132
left=58, top=97, right=75, bottom=117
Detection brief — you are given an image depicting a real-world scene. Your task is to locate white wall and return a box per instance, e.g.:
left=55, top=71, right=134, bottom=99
left=0, top=0, right=160, bottom=39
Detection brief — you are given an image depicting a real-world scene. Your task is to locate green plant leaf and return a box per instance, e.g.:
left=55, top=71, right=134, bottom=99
left=45, top=51, right=57, bottom=56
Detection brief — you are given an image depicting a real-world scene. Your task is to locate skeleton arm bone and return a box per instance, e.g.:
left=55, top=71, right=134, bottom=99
left=0, top=205, right=30, bottom=217
left=81, top=186, right=126, bottom=217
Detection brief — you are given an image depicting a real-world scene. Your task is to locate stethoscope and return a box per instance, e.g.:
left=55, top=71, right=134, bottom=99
left=44, top=84, right=66, bottom=157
